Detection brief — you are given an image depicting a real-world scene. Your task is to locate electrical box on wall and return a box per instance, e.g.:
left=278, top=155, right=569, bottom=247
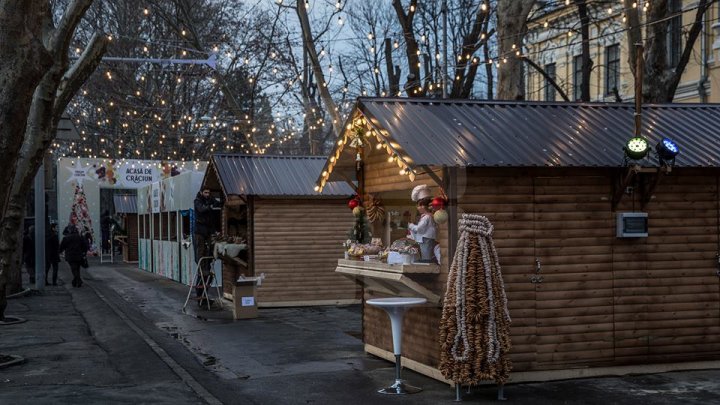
left=616, top=212, right=648, bottom=238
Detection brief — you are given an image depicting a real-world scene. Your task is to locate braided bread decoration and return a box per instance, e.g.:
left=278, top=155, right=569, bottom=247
left=439, top=214, right=512, bottom=384
left=365, top=193, right=385, bottom=223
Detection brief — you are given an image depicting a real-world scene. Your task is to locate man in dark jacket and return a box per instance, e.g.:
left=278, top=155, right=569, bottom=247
left=45, top=223, right=61, bottom=286
left=23, top=226, right=35, bottom=284
left=60, top=225, right=89, bottom=287
left=193, top=187, right=219, bottom=304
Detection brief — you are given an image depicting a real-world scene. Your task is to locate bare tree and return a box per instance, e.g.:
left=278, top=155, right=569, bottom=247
left=295, top=0, right=343, bottom=140
left=624, top=0, right=711, bottom=102
left=496, top=0, right=535, bottom=100
left=1, top=0, right=102, bottom=320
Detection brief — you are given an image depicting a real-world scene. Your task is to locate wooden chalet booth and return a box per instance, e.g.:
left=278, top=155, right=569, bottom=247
left=203, top=154, right=361, bottom=307
left=113, top=194, right=138, bottom=263
left=137, top=170, right=208, bottom=285
left=319, top=97, right=720, bottom=383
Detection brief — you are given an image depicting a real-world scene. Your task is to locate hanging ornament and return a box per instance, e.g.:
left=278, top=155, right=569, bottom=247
left=348, top=198, right=360, bottom=210
left=352, top=206, right=363, bottom=217
left=433, top=209, right=449, bottom=224
left=431, top=196, right=447, bottom=210
left=349, top=126, right=365, bottom=148
left=365, top=193, right=385, bottom=223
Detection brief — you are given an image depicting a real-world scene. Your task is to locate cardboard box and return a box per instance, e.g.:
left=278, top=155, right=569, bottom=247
left=232, top=281, right=258, bottom=320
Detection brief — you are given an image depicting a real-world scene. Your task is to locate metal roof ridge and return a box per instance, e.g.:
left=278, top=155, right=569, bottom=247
left=355, top=97, right=720, bottom=109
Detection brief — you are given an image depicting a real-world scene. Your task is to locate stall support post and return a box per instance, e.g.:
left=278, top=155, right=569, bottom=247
left=34, top=164, right=45, bottom=290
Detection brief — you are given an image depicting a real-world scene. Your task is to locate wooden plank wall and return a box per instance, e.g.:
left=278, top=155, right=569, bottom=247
left=614, top=170, right=720, bottom=364
left=363, top=165, right=720, bottom=375
left=252, top=199, right=361, bottom=306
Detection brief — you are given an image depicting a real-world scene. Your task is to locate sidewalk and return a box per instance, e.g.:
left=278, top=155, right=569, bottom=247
left=0, top=266, right=202, bottom=404
left=2, top=260, right=720, bottom=404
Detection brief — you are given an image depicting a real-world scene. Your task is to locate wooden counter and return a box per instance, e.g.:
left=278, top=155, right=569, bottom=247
left=335, top=259, right=441, bottom=305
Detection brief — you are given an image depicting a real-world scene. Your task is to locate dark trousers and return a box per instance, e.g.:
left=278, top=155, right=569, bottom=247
left=26, top=263, right=36, bottom=282
left=193, top=233, right=212, bottom=297
left=101, top=231, right=110, bottom=253
left=46, top=261, right=59, bottom=285
left=69, top=261, right=82, bottom=287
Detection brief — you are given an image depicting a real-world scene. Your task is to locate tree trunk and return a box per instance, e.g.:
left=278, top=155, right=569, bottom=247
left=0, top=0, right=53, bottom=321
left=576, top=0, right=592, bottom=101
left=384, top=38, right=400, bottom=96
left=392, top=0, right=424, bottom=97
left=484, top=42, right=493, bottom=99
left=496, top=0, right=535, bottom=100
left=0, top=0, right=98, bottom=320
left=643, top=0, right=672, bottom=102
left=296, top=0, right=343, bottom=138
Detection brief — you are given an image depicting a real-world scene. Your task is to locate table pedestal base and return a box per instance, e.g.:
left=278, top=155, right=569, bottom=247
left=378, top=380, right=422, bottom=395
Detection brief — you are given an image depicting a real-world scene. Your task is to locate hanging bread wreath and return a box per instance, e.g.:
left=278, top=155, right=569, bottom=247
left=365, top=193, right=385, bottom=223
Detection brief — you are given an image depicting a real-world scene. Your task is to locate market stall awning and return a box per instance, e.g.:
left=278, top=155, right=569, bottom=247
left=210, top=154, right=354, bottom=197
left=113, top=194, right=137, bottom=213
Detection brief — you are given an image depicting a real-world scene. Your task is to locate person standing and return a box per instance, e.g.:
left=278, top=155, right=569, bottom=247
left=45, top=223, right=61, bottom=286
left=193, top=187, right=219, bottom=305
left=100, top=210, right=111, bottom=254
left=23, top=226, right=36, bottom=284
left=60, top=225, right=89, bottom=287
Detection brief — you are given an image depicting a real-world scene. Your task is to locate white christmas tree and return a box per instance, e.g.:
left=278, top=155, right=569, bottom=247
left=69, top=184, right=97, bottom=255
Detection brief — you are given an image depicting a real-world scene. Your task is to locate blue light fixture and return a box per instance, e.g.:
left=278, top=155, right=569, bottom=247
left=656, top=137, right=679, bottom=162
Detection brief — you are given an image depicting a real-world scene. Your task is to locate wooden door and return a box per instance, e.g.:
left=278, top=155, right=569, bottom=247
left=533, top=174, right=615, bottom=368
left=459, top=173, right=538, bottom=371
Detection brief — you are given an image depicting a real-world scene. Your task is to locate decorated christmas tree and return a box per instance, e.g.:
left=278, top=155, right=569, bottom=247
left=348, top=205, right=371, bottom=244
left=69, top=184, right=96, bottom=254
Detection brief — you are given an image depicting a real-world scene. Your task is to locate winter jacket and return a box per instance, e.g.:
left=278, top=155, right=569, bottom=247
left=60, top=233, right=89, bottom=264
left=22, top=234, right=34, bottom=267
left=46, top=232, right=60, bottom=264
left=194, top=193, right=216, bottom=237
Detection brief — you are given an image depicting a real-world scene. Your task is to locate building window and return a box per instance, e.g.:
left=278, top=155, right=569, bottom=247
left=544, top=63, right=556, bottom=101
left=667, top=0, right=681, bottom=68
left=573, top=55, right=583, bottom=101
left=605, top=44, right=620, bottom=96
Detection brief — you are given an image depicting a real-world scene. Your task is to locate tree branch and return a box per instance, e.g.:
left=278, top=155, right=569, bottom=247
left=50, top=0, right=95, bottom=57
left=666, top=0, right=710, bottom=102
left=523, top=57, right=570, bottom=102
left=54, top=33, right=109, bottom=120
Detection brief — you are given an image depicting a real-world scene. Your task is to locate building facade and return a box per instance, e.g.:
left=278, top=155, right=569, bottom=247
left=525, top=2, right=720, bottom=103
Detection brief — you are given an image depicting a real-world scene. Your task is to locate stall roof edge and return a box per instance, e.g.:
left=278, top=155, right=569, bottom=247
left=209, top=154, right=354, bottom=197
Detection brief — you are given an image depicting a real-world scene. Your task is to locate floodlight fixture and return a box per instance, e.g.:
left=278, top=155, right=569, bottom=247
left=655, top=137, right=679, bottom=162
left=624, top=136, right=649, bottom=160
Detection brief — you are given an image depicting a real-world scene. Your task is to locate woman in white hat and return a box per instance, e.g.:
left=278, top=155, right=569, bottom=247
left=408, top=185, right=438, bottom=263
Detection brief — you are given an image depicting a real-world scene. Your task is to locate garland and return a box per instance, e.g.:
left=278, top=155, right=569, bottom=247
left=439, top=214, right=512, bottom=384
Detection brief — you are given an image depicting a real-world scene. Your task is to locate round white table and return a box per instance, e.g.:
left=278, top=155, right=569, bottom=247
left=366, top=297, right=427, bottom=395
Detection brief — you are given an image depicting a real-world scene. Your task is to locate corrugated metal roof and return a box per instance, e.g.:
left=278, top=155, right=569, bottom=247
left=212, top=154, right=354, bottom=196
left=114, top=194, right=137, bottom=213
left=357, top=98, right=720, bottom=167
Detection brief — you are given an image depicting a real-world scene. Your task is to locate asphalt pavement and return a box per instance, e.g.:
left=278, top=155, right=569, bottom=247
left=1, top=259, right=720, bottom=404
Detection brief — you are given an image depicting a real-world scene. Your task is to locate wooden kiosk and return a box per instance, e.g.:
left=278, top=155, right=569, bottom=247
left=319, top=98, right=720, bottom=383
left=202, top=154, right=361, bottom=307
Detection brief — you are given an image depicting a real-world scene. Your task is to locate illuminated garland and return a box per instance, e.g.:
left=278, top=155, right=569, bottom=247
left=439, top=214, right=512, bottom=384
